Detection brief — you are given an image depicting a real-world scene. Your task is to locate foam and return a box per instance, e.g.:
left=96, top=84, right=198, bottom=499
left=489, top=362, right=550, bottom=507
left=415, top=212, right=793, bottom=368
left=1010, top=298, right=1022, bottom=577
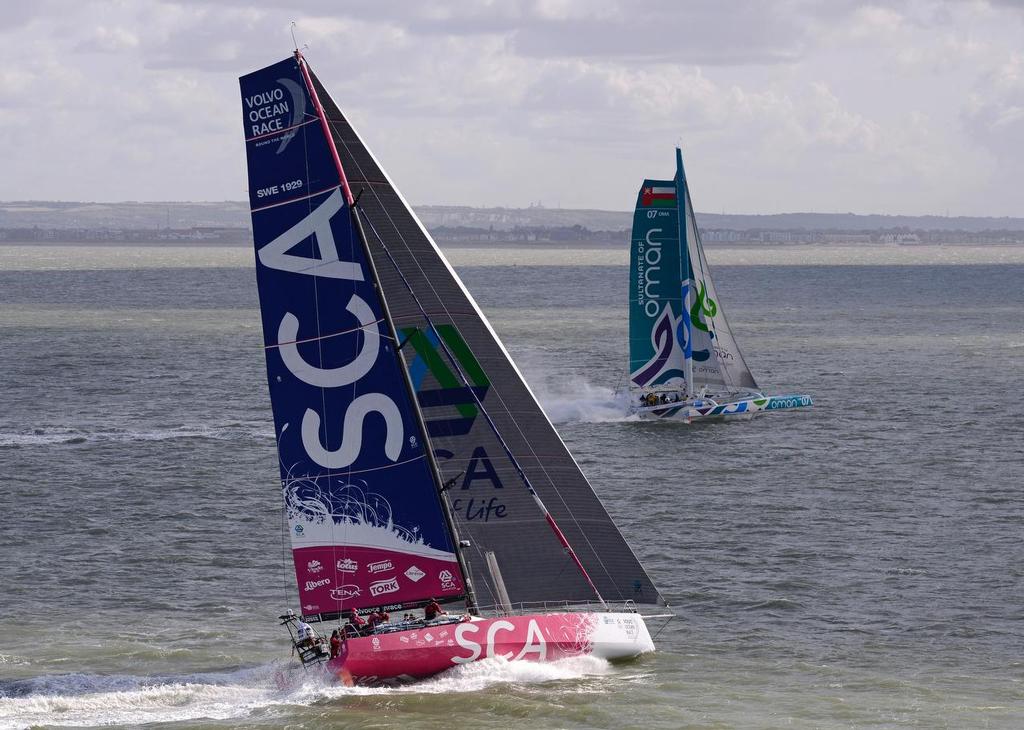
left=532, top=376, right=638, bottom=424
left=0, top=421, right=273, bottom=448
left=0, top=656, right=612, bottom=727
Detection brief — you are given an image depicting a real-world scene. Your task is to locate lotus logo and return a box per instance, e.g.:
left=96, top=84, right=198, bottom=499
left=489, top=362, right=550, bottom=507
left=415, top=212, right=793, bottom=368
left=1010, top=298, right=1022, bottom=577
left=330, top=584, right=361, bottom=600
left=404, top=565, right=425, bottom=582
left=336, top=558, right=358, bottom=573
left=307, top=559, right=323, bottom=574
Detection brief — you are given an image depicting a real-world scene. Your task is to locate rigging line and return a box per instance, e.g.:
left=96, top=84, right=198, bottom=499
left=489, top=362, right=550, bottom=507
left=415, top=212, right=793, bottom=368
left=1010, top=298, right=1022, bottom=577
left=650, top=612, right=676, bottom=642
left=265, top=318, right=389, bottom=349
left=356, top=204, right=607, bottom=608
left=324, top=114, right=631, bottom=602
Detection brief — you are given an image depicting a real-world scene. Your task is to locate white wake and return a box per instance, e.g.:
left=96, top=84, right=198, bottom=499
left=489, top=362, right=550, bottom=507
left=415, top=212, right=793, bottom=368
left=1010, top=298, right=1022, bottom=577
left=0, top=657, right=612, bottom=728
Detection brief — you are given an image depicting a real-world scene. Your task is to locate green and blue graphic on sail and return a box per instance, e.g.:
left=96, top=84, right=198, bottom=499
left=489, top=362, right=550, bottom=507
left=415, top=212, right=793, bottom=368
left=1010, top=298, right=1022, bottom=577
left=628, top=147, right=812, bottom=422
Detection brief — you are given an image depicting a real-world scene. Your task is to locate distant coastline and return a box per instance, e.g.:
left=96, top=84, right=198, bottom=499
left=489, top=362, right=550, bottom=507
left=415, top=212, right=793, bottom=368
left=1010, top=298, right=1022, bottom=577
left=2, top=200, right=1023, bottom=246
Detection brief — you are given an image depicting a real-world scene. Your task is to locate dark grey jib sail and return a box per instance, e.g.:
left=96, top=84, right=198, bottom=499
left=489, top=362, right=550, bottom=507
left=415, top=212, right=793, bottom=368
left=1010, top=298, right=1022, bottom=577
left=307, top=69, right=664, bottom=609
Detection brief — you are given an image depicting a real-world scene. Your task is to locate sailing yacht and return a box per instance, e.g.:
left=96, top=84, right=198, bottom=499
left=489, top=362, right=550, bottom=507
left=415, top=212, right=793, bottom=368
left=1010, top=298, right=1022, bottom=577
left=629, top=149, right=813, bottom=423
left=239, top=52, right=667, bottom=684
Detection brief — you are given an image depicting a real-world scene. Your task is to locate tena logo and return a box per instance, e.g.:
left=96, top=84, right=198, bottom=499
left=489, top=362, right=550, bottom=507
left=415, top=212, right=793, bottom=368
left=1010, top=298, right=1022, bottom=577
left=369, top=577, right=400, bottom=597
left=307, top=559, right=323, bottom=574
left=404, top=565, right=425, bottom=582
left=368, top=560, right=394, bottom=575
left=330, top=584, right=361, bottom=600
left=304, top=577, right=330, bottom=591
left=337, top=558, right=358, bottom=573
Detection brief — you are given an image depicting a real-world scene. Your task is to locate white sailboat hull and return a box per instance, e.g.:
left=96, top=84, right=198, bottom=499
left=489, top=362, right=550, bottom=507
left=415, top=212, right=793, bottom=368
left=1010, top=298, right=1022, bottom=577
left=634, top=393, right=813, bottom=423
left=325, top=611, right=655, bottom=684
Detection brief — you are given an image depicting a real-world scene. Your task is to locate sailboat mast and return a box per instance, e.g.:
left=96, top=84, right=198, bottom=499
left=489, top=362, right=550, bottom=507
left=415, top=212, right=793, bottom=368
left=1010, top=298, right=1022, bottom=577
left=295, top=51, right=479, bottom=614
left=676, top=147, right=693, bottom=398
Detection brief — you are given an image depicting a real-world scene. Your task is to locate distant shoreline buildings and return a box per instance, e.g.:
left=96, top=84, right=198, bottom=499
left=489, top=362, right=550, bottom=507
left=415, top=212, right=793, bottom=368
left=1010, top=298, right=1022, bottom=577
left=1, top=201, right=1023, bottom=245
left=2, top=224, right=1022, bottom=246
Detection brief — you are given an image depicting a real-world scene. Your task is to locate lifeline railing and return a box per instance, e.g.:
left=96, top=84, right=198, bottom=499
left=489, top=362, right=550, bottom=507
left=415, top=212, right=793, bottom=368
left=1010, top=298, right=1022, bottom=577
left=467, top=599, right=674, bottom=619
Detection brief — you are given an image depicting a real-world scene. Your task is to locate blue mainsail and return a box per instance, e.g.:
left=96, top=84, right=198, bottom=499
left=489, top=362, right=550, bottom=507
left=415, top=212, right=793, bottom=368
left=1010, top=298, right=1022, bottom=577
left=240, top=57, right=464, bottom=621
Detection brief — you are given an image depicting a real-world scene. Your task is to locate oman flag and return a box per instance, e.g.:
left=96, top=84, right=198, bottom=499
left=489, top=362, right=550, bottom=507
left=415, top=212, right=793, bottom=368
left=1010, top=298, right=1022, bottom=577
left=641, top=185, right=676, bottom=208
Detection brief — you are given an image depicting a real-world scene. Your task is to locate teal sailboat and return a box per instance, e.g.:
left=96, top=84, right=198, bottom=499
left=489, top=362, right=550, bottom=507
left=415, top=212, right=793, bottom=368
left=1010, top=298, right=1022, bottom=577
left=628, top=148, right=812, bottom=423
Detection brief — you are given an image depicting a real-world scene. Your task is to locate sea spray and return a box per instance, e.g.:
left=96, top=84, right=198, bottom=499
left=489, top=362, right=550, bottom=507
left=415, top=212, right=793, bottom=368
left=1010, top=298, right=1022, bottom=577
left=529, top=374, right=639, bottom=424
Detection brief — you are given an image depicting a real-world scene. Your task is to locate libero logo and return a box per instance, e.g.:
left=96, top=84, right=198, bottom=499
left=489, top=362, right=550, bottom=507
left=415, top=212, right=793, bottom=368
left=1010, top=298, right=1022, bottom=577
left=368, top=560, right=394, bottom=574
left=369, top=578, right=400, bottom=597
left=304, top=577, right=331, bottom=591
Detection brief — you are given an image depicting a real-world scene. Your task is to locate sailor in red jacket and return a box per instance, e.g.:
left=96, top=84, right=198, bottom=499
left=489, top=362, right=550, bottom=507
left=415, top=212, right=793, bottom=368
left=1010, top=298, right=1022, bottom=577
left=345, top=608, right=367, bottom=636
left=329, top=629, right=342, bottom=658
left=424, top=598, right=446, bottom=621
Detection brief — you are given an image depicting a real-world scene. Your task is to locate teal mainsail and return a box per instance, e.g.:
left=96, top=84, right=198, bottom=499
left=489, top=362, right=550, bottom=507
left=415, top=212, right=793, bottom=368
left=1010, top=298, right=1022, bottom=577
left=628, top=147, right=811, bottom=422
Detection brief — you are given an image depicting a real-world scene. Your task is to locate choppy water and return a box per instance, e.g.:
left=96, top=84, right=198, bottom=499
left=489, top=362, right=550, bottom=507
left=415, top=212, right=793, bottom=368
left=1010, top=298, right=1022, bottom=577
left=1, top=244, right=1022, bottom=729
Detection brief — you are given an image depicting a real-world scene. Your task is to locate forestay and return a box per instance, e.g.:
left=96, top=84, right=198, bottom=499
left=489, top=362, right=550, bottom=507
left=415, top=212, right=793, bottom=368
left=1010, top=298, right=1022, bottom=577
left=306, top=68, right=665, bottom=609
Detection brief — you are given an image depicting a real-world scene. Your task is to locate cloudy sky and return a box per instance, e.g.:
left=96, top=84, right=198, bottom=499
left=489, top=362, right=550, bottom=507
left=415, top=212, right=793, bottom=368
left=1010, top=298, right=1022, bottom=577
left=2, top=0, right=1022, bottom=215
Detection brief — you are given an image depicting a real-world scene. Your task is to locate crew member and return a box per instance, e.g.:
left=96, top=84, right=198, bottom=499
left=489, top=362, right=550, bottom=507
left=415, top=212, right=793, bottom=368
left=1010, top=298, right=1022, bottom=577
left=329, top=629, right=342, bottom=659
left=424, top=598, right=446, bottom=621
left=295, top=618, right=320, bottom=650
left=345, top=608, right=367, bottom=637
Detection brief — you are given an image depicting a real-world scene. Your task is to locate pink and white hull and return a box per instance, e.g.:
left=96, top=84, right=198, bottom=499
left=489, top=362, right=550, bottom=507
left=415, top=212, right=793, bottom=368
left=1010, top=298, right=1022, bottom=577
left=327, top=611, right=654, bottom=683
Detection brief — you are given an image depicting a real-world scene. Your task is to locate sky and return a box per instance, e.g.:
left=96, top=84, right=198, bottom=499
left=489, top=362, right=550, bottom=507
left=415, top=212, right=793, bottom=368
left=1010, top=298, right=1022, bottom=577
left=2, top=0, right=1023, bottom=215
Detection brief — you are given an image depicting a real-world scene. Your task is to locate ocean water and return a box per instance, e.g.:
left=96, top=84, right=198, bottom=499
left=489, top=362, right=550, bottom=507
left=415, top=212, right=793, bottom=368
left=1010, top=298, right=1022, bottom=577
left=0, top=243, right=1021, bottom=729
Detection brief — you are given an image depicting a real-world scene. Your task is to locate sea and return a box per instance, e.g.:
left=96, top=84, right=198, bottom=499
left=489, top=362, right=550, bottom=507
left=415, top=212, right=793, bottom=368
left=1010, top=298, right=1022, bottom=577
left=0, top=242, right=1021, bottom=729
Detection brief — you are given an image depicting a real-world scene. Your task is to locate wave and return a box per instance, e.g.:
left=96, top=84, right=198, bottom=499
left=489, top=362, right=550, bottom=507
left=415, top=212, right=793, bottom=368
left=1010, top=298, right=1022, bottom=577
left=0, top=421, right=274, bottom=448
left=344, top=654, right=612, bottom=697
left=0, top=664, right=285, bottom=729
left=0, top=656, right=611, bottom=727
